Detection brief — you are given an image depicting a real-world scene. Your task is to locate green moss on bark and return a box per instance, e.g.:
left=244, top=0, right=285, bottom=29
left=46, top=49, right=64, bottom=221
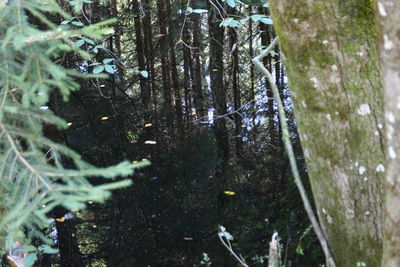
left=270, top=0, right=384, bottom=266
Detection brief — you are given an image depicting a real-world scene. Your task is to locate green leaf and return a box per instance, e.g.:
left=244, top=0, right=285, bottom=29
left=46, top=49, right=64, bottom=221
left=38, top=245, right=59, bottom=254
left=239, top=17, right=249, bottom=24
left=71, top=21, right=84, bottom=27
left=83, top=38, right=96, bottom=45
left=226, top=0, right=236, bottom=8
left=105, top=65, right=116, bottom=74
left=61, top=20, right=70, bottom=25
left=24, top=253, right=37, bottom=267
left=228, top=20, right=239, bottom=27
left=186, top=7, right=193, bottom=14
left=93, top=65, right=105, bottom=74
left=75, top=39, right=85, bottom=47
left=296, top=245, right=304, bottom=255
left=103, top=58, right=114, bottom=64
left=251, top=14, right=264, bottom=22
left=139, top=70, right=149, bottom=78
left=260, top=17, right=273, bottom=25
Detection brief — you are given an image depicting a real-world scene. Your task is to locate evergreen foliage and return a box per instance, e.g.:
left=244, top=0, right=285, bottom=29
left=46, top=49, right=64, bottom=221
left=0, top=0, right=143, bottom=254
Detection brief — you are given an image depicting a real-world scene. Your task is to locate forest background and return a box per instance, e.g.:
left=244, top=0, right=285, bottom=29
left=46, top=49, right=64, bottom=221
left=1, top=0, right=399, bottom=266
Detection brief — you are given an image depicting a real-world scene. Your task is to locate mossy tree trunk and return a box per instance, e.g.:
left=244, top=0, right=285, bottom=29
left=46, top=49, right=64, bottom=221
left=269, top=1, right=385, bottom=266
left=377, top=1, right=400, bottom=266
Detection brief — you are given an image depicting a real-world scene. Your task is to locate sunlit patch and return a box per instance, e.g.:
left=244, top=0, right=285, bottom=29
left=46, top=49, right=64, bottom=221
left=145, top=140, right=157, bottom=145
left=145, top=123, right=152, bottom=127
left=67, top=122, right=72, bottom=126
left=224, top=191, right=236, bottom=196
left=101, top=116, right=109, bottom=120
left=55, top=217, right=65, bottom=222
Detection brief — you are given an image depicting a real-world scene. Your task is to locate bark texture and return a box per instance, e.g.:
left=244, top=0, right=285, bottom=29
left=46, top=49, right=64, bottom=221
left=269, top=1, right=385, bottom=266
left=377, top=1, right=400, bottom=266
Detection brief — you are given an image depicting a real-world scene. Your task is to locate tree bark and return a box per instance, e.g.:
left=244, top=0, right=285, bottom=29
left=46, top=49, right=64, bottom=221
left=208, top=0, right=229, bottom=179
left=377, top=1, right=400, bottom=266
left=192, top=12, right=205, bottom=118
left=269, top=1, right=385, bottom=266
left=229, top=24, right=242, bottom=158
left=132, top=0, right=150, bottom=107
left=165, top=0, right=183, bottom=132
left=157, top=0, right=174, bottom=127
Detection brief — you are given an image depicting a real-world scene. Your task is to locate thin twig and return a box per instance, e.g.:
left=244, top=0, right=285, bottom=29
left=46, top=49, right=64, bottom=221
left=252, top=37, right=336, bottom=267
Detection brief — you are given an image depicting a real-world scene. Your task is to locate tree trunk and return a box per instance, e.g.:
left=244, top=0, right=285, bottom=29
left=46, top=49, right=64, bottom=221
left=192, top=12, right=205, bottom=118
left=157, top=0, right=174, bottom=127
left=142, top=0, right=157, bottom=110
left=165, top=0, right=183, bottom=132
left=377, top=1, right=400, bottom=266
left=208, top=0, right=229, bottom=178
left=132, top=0, right=150, bottom=107
left=229, top=23, right=242, bottom=158
left=269, top=1, right=385, bottom=266
left=248, top=5, right=257, bottom=140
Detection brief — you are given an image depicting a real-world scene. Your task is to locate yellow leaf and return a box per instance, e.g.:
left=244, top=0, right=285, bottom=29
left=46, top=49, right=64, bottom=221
left=67, top=122, right=73, bottom=126
left=145, top=123, right=152, bottom=127
left=56, top=217, right=65, bottom=222
left=101, top=116, right=109, bottom=120
left=224, top=191, right=236, bottom=196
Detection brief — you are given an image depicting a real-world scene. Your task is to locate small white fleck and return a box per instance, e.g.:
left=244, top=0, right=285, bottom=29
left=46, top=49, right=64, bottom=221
left=144, top=140, right=157, bottom=145
left=344, top=139, right=348, bottom=143
left=388, top=146, right=397, bottom=159
left=375, top=131, right=379, bottom=136
left=301, top=100, right=307, bottom=108
left=378, top=2, right=387, bottom=16
left=378, top=123, right=383, bottom=129
left=355, top=161, right=359, bottom=167
left=387, top=125, right=394, bottom=140
left=310, top=77, right=319, bottom=88
left=327, top=215, right=333, bottom=224
left=365, top=211, right=370, bottom=216
left=326, top=114, right=331, bottom=121
left=376, top=164, right=385, bottom=172
left=304, top=148, right=310, bottom=158
left=357, top=104, right=371, bottom=116
left=322, top=40, right=329, bottom=45
left=386, top=111, right=395, bottom=123
left=364, top=177, right=368, bottom=181
left=335, top=111, right=339, bottom=115
left=358, top=51, right=364, bottom=57
left=293, top=18, right=299, bottom=23
left=397, top=102, right=400, bottom=110
left=359, top=166, right=366, bottom=175
left=384, top=34, right=394, bottom=50
left=322, top=208, right=327, bottom=215
left=331, top=65, right=338, bottom=71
